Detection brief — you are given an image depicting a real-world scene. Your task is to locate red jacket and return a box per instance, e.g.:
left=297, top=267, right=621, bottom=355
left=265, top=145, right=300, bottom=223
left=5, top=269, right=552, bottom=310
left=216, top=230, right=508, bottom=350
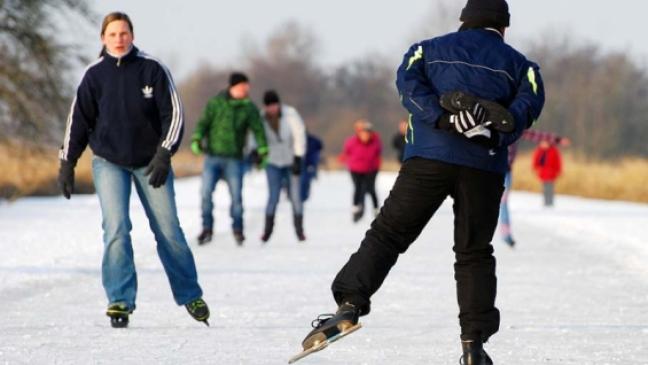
left=532, top=145, right=562, bottom=182
left=341, top=132, right=382, bottom=173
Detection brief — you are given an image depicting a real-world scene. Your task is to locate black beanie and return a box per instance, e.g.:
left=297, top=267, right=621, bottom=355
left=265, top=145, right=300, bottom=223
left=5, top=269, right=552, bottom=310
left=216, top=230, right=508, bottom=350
left=263, top=90, right=281, bottom=105
left=229, top=72, right=249, bottom=87
left=460, top=0, right=510, bottom=28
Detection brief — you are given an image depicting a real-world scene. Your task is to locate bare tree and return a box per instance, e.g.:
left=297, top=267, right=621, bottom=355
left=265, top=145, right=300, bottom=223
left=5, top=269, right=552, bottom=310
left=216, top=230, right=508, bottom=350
left=0, top=0, right=94, bottom=143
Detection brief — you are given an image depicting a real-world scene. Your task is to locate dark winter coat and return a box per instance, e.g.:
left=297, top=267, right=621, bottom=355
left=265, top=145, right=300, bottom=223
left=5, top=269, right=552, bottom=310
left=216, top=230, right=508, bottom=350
left=396, top=28, right=545, bottom=174
left=59, top=46, right=184, bottom=167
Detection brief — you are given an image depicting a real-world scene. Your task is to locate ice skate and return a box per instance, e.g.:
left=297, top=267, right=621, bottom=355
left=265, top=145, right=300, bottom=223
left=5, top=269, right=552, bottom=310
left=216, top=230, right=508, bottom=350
left=106, top=303, right=132, bottom=328
left=459, top=339, right=493, bottom=365
left=185, top=298, right=210, bottom=326
left=197, top=228, right=213, bottom=245
left=289, top=303, right=362, bottom=363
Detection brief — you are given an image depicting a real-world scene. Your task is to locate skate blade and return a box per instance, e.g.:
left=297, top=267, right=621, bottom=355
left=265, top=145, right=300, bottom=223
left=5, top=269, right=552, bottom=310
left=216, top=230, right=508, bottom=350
left=288, top=323, right=362, bottom=364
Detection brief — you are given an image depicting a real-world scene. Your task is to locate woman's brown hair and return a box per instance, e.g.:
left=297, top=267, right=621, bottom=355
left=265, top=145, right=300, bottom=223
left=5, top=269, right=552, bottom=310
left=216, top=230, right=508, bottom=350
left=100, top=12, right=133, bottom=36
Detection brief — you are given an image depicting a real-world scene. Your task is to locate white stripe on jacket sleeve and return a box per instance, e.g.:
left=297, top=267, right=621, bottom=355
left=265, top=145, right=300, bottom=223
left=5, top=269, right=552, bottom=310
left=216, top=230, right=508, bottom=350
left=138, top=52, right=184, bottom=151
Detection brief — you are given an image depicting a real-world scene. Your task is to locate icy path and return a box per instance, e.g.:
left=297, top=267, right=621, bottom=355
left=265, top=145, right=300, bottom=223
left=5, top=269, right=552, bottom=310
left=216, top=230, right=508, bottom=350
left=1, top=171, right=647, bottom=364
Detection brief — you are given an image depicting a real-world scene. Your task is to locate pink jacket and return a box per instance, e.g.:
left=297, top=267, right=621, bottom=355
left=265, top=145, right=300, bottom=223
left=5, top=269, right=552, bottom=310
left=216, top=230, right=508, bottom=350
left=342, top=133, right=382, bottom=173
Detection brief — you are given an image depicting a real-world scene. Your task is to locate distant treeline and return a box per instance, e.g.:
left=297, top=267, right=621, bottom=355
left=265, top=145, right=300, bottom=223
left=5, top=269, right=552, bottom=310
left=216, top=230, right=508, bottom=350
left=178, top=22, right=648, bottom=159
left=1, top=2, right=647, bottom=159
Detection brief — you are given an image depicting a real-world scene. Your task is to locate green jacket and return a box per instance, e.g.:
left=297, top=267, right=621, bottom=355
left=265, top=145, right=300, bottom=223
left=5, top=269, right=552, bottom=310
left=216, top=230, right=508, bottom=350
left=192, top=90, right=267, bottom=158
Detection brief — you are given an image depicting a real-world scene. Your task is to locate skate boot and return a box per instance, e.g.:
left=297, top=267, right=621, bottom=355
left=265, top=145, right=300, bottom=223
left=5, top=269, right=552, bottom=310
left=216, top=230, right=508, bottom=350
left=106, top=303, right=132, bottom=328
left=261, top=215, right=275, bottom=243
left=185, top=298, right=210, bottom=326
left=197, top=228, right=213, bottom=245
left=233, top=230, right=245, bottom=246
left=352, top=205, right=363, bottom=223
left=294, top=214, right=306, bottom=242
left=460, top=339, right=493, bottom=365
left=301, top=302, right=361, bottom=350
left=503, top=235, right=516, bottom=248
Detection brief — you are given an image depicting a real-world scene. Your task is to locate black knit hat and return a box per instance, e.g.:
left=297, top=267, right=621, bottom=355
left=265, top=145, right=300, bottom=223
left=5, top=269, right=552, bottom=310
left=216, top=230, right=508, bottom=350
left=263, top=90, right=281, bottom=105
left=229, top=72, right=249, bottom=87
left=460, top=0, right=510, bottom=28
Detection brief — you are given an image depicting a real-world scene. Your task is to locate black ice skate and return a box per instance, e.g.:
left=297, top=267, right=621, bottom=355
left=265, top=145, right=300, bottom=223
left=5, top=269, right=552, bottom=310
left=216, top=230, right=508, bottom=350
left=197, top=228, right=213, bottom=245
left=233, top=230, right=245, bottom=246
left=288, top=303, right=362, bottom=364
left=439, top=90, right=515, bottom=133
left=460, top=339, right=493, bottom=365
left=106, top=303, right=132, bottom=328
left=185, top=298, right=210, bottom=326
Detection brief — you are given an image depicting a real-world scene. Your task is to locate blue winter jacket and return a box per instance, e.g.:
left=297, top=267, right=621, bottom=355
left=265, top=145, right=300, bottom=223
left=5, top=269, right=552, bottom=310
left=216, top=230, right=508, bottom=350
left=59, top=46, right=184, bottom=167
left=396, top=28, right=545, bottom=174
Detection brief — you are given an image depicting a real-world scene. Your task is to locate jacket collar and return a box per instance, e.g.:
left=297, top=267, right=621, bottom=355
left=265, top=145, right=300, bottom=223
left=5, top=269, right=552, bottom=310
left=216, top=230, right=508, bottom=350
left=102, top=45, right=139, bottom=66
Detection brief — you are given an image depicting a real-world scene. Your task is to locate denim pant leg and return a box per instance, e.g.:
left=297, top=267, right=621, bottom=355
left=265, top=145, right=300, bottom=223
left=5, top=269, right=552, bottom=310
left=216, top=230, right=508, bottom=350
left=132, top=167, right=203, bottom=305
left=265, top=164, right=283, bottom=216
left=200, top=156, right=223, bottom=230
left=287, top=172, right=303, bottom=216
left=92, top=157, right=137, bottom=310
left=223, top=158, right=244, bottom=231
left=499, top=172, right=512, bottom=239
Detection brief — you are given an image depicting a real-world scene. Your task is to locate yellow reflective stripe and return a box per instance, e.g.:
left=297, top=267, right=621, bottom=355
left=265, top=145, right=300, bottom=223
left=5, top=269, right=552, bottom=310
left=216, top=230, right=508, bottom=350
left=527, top=67, right=538, bottom=95
left=406, top=46, right=423, bottom=70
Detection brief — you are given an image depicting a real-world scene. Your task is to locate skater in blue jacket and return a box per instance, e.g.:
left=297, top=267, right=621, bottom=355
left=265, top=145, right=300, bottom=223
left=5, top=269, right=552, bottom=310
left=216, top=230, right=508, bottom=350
left=295, top=1, right=544, bottom=364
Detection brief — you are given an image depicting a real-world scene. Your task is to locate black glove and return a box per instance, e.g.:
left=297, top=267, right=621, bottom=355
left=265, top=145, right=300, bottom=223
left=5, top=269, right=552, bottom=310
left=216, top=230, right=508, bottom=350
left=144, top=146, right=171, bottom=188
left=248, top=149, right=260, bottom=166
left=58, top=160, right=76, bottom=199
left=292, top=156, right=302, bottom=175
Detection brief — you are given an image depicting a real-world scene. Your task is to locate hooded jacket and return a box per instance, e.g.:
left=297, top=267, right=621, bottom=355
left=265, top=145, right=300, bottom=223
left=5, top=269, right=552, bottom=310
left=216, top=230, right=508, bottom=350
left=59, top=46, right=184, bottom=167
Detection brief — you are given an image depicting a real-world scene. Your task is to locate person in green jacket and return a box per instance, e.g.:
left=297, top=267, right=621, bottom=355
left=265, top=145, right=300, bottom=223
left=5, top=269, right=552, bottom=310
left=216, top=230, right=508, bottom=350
left=192, top=72, right=268, bottom=246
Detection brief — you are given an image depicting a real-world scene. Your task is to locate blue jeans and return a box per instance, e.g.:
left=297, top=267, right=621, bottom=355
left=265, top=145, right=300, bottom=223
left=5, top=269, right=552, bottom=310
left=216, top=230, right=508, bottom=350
left=265, top=164, right=303, bottom=216
left=201, top=155, right=244, bottom=231
left=92, top=156, right=203, bottom=310
left=300, top=165, right=316, bottom=202
left=498, top=171, right=512, bottom=239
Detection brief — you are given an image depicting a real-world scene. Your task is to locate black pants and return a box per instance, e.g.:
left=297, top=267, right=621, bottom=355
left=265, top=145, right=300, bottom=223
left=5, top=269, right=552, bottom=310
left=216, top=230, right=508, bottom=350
left=332, top=158, right=505, bottom=342
left=350, top=171, right=379, bottom=209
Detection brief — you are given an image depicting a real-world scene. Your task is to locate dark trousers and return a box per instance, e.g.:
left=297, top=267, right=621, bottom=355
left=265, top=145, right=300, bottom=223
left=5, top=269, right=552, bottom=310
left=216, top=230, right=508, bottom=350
left=332, top=158, right=505, bottom=342
left=350, top=171, right=379, bottom=209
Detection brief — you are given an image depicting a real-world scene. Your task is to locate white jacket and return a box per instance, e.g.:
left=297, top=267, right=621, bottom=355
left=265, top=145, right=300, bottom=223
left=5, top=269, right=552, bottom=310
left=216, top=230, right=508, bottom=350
left=261, top=105, right=306, bottom=167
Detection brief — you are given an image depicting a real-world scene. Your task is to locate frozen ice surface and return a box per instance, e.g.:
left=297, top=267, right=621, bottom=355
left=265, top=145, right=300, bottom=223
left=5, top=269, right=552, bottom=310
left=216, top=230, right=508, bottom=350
left=1, top=171, right=647, bottom=364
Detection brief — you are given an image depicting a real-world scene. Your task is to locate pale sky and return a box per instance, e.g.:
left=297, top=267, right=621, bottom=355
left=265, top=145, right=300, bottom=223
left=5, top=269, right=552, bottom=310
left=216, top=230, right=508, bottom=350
left=75, top=0, right=646, bottom=81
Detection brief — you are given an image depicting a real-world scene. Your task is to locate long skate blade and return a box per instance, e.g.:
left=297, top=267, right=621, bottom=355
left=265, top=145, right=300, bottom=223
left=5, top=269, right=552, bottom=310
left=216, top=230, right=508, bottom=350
left=288, top=323, right=362, bottom=364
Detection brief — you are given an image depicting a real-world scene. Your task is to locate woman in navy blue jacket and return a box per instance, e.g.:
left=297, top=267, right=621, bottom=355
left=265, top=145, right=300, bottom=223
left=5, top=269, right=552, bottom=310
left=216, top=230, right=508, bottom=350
left=57, top=12, right=209, bottom=328
left=298, top=1, right=544, bottom=363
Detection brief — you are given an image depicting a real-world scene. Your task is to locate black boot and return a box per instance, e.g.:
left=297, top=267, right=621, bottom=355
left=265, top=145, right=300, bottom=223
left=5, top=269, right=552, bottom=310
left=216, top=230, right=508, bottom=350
left=294, top=214, right=306, bottom=241
left=197, top=228, right=213, bottom=245
left=352, top=205, right=364, bottom=223
left=233, top=230, right=245, bottom=246
left=460, top=339, right=493, bottom=365
left=301, top=302, right=360, bottom=350
left=261, top=215, right=275, bottom=243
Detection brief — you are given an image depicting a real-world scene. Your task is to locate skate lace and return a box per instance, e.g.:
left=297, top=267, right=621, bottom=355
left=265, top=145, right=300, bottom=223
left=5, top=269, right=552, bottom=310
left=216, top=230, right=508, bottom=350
left=188, top=299, right=206, bottom=311
left=310, top=313, right=335, bottom=329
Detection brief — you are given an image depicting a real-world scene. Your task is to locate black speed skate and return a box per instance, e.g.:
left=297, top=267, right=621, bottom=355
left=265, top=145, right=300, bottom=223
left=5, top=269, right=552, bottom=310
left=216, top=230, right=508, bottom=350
left=185, top=298, right=210, bottom=326
left=439, top=91, right=515, bottom=133
left=460, top=339, right=493, bottom=365
left=106, top=303, right=132, bottom=328
left=289, top=303, right=362, bottom=363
